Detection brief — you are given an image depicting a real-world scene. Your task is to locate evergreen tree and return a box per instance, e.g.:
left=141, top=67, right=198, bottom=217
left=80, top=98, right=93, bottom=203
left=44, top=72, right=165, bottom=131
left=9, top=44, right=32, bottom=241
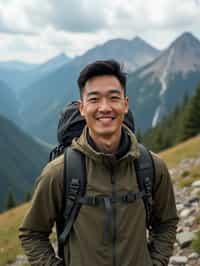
left=5, top=191, right=16, bottom=210
left=136, top=128, right=142, bottom=142
left=142, top=92, right=190, bottom=152
left=179, top=84, right=200, bottom=141
left=25, top=191, right=32, bottom=202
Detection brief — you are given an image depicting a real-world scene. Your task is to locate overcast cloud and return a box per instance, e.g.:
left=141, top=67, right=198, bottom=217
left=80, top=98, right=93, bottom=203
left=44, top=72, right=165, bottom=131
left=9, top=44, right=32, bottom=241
left=0, top=0, right=200, bottom=62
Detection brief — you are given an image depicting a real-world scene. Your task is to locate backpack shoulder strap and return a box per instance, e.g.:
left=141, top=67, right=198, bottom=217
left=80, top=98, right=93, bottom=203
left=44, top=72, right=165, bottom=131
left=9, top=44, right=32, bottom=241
left=134, top=143, right=155, bottom=230
left=58, top=147, right=86, bottom=245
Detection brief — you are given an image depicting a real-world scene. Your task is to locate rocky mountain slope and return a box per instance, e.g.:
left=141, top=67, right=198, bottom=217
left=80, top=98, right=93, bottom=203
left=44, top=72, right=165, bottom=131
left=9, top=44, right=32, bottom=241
left=127, top=32, right=200, bottom=132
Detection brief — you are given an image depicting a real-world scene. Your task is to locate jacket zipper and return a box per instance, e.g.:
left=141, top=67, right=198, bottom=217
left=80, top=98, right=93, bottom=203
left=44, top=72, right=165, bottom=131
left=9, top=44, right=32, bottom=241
left=111, top=170, right=117, bottom=266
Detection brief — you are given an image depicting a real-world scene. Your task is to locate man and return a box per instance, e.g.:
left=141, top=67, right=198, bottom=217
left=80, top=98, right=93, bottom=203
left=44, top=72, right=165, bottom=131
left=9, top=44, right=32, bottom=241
left=19, top=60, right=178, bottom=266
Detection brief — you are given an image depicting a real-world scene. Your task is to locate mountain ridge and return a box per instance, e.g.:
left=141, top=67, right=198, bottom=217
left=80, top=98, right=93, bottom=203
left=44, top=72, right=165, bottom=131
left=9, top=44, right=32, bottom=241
left=18, top=36, right=160, bottom=143
left=127, top=31, right=200, bottom=131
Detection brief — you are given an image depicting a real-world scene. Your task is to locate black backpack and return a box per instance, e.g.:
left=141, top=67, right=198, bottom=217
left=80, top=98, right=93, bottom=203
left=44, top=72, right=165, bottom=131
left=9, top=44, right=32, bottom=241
left=49, top=101, right=155, bottom=259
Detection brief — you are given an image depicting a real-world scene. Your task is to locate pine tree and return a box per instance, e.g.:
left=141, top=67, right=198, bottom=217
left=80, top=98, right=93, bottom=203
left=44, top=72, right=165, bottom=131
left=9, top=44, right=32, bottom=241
left=25, top=191, right=32, bottom=202
left=179, top=84, right=200, bottom=141
left=136, top=128, right=142, bottom=143
left=5, top=191, right=16, bottom=210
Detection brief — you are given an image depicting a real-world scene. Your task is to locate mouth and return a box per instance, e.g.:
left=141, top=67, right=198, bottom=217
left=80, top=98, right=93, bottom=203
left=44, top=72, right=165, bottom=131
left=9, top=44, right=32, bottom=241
left=96, top=116, right=115, bottom=121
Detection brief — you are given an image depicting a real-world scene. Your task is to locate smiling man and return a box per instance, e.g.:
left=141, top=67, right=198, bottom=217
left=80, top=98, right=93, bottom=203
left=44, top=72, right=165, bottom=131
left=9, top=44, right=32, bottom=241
left=19, top=60, right=178, bottom=266
left=78, top=74, right=128, bottom=153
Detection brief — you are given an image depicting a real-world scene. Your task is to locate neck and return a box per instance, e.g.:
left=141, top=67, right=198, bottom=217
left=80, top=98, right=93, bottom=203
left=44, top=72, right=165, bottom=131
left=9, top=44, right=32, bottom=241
left=89, top=129, right=122, bottom=154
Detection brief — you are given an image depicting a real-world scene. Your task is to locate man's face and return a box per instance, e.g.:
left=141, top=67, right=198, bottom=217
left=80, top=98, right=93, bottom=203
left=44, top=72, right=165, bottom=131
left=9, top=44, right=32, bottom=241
left=78, top=75, right=128, bottom=141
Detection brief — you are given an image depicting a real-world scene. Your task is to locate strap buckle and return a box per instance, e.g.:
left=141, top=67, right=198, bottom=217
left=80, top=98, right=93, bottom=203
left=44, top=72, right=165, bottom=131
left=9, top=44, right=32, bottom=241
left=87, top=196, right=97, bottom=206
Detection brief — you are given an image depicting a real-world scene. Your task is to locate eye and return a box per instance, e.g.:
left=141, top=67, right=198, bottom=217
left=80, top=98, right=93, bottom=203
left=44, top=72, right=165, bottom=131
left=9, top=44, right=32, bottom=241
left=88, top=97, right=99, bottom=103
left=110, top=95, right=121, bottom=100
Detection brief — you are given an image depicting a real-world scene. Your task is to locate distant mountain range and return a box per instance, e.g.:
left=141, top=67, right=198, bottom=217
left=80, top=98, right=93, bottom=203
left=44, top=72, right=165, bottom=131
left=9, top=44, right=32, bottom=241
left=1, top=32, right=200, bottom=143
left=1, top=31, right=200, bottom=210
left=0, top=114, right=49, bottom=211
left=17, top=37, right=160, bottom=143
left=0, top=60, right=38, bottom=71
left=127, top=32, right=200, bottom=131
left=0, top=53, right=71, bottom=92
left=0, top=80, right=20, bottom=123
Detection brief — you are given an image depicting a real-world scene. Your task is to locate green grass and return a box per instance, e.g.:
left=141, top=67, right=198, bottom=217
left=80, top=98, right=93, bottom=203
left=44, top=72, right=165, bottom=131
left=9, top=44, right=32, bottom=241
left=159, top=135, right=200, bottom=187
left=174, top=164, right=200, bottom=187
left=0, top=203, right=30, bottom=266
left=159, top=134, right=200, bottom=168
left=0, top=203, right=56, bottom=266
left=192, top=231, right=200, bottom=254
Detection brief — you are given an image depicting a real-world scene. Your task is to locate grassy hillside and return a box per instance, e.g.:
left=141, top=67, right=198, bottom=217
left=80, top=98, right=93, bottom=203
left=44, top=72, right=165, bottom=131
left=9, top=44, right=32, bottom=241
left=0, top=135, right=199, bottom=265
left=159, top=134, right=200, bottom=168
left=0, top=203, right=30, bottom=266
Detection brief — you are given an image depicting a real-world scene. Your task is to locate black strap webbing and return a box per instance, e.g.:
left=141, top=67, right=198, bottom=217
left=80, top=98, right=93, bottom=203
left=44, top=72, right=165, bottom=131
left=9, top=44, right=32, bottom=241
left=134, top=143, right=155, bottom=229
left=59, top=147, right=86, bottom=244
left=78, top=191, right=146, bottom=206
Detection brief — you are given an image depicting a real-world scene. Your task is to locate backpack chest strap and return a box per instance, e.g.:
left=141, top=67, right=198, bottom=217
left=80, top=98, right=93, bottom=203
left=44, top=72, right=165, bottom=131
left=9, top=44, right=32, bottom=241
left=78, top=190, right=146, bottom=206
left=78, top=191, right=146, bottom=241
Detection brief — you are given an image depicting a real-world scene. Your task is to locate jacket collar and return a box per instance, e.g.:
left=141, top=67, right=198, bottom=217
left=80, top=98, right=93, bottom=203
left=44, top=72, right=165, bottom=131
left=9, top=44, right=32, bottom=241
left=71, top=124, right=140, bottom=163
left=86, top=127, right=131, bottom=160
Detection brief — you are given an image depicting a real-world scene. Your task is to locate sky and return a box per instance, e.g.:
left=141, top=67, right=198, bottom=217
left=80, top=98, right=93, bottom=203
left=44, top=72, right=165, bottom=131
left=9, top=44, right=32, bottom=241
left=0, top=0, right=200, bottom=63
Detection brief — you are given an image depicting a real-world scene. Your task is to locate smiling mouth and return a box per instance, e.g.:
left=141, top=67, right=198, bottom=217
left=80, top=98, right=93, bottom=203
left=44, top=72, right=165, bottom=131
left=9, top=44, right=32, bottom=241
left=97, top=117, right=115, bottom=121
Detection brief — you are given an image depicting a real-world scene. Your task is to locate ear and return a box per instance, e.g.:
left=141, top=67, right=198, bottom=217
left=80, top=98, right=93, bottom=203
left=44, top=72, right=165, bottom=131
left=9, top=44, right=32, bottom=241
left=77, top=100, right=85, bottom=117
left=124, top=96, right=129, bottom=114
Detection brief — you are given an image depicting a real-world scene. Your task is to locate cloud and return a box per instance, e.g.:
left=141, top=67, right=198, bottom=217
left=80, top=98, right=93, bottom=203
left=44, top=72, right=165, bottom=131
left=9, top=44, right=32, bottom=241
left=0, top=0, right=200, bottom=37
left=194, top=0, right=200, bottom=5
left=0, top=2, right=37, bottom=35
left=0, top=0, right=200, bottom=62
left=25, top=0, right=109, bottom=33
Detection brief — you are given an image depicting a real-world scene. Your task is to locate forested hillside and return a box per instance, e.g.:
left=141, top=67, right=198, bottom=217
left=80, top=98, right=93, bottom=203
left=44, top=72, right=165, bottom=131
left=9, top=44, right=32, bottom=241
left=141, top=83, right=200, bottom=152
left=0, top=115, right=49, bottom=212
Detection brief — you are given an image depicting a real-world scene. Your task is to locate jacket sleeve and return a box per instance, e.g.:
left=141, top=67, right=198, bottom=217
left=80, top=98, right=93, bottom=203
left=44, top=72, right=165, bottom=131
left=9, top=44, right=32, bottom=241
left=148, top=153, right=179, bottom=266
left=19, top=159, right=65, bottom=266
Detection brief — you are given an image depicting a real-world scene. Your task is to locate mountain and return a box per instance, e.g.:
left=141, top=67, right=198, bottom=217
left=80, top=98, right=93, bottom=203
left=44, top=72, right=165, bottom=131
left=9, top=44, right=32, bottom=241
left=127, top=32, right=200, bottom=132
left=19, top=37, right=160, bottom=143
left=34, top=53, right=71, bottom=74
left=0, top=60, right=37, bottom=71
left=0, top=53, right=71, bottom=92
left=70, top=36, right=160, bottom=72
left=141, top=83, right=200, bottom=152
left=0, top=114, right=49, bottom=211
left=0, top=80, right=20, bottom=123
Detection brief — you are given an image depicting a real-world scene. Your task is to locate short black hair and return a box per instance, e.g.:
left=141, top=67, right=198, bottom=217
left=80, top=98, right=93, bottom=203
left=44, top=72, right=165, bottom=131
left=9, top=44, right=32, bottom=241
left=77, top=59, right=127, bottom=97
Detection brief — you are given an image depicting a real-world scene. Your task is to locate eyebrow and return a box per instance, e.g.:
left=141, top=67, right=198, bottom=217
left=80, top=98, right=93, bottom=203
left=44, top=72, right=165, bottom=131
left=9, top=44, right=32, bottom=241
left=87, top=89, right=121, bottom=97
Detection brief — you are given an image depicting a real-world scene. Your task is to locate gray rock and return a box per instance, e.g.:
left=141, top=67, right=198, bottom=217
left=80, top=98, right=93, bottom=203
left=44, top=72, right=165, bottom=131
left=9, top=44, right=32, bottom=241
left=180, top=208, right=195, bottom=219
left=190, top=187, right=200, bottom=197
left=176, top=231, right=195, bottom=248
left=183, top=216, right=196, bottom=227
left=188, top=252, right=199, bottom=260
left=170, top=255, right=188, bottom=265
left=7, top=254, right=28, bottom=266
left=177, top=204, right=185, bottom=212
left=192, top=180, right=200, bottom=188
left=177, top=226, right=184, bottom=233
left=188, top=196, right=200, bottom=204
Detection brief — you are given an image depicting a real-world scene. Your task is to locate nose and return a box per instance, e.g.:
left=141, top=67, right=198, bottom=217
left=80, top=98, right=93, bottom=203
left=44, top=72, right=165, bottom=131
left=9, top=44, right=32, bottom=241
left=98, top=98, right=112, bottom=112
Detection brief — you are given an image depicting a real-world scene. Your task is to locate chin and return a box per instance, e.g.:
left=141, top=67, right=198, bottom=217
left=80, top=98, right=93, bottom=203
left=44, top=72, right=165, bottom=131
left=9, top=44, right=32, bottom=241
left=95, top=128, right=118, bottom=137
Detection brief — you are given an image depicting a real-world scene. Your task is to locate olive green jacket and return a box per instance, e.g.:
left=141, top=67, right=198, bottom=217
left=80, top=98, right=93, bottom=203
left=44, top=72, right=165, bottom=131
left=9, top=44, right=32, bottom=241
left=19, top=126, right=178, bottom=266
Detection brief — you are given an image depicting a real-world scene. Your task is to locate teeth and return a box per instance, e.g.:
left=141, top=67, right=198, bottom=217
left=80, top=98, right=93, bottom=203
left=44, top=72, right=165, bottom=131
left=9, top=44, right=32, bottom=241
left=98, top=117, right=113, bottom=121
